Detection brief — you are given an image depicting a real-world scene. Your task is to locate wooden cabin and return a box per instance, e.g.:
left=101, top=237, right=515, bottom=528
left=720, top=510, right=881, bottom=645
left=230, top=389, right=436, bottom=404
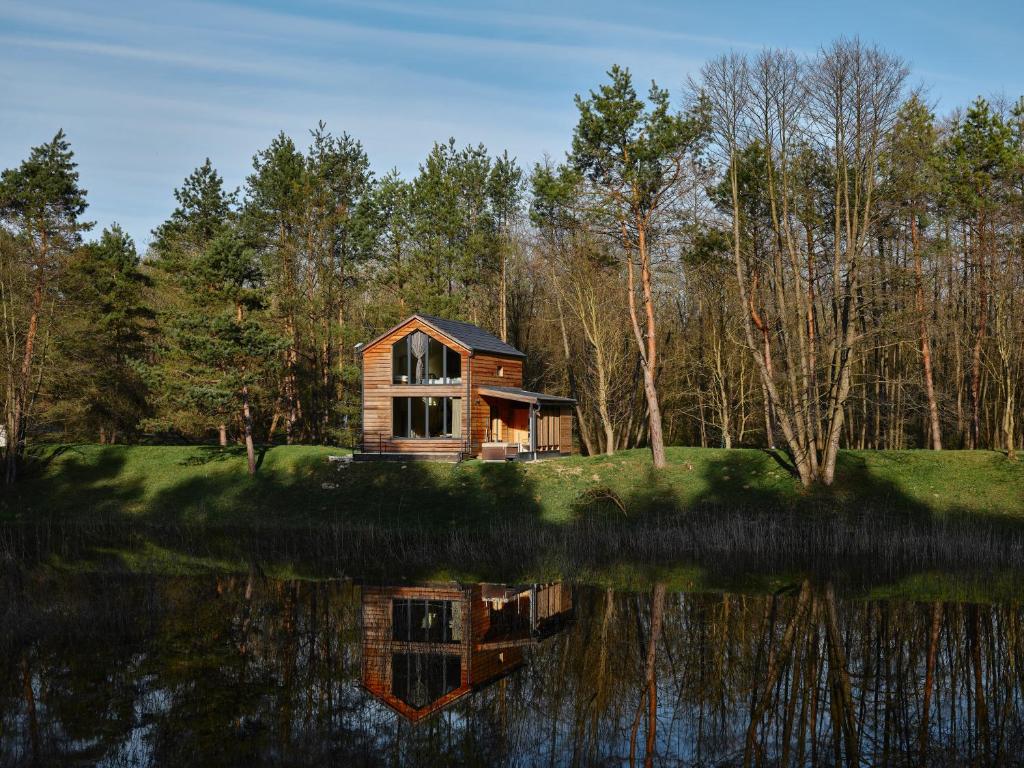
left=356, top=314, right=574, bottom=461
left=360, top=582, right=573, bottom=723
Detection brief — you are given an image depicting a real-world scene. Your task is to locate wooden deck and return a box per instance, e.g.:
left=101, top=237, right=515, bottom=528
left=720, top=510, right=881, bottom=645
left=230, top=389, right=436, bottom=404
left=352, top=451, right=464, bottom=463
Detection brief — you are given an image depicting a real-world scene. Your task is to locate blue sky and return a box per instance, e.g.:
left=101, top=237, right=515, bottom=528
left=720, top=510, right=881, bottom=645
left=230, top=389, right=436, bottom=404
left=3, top=0, right=1022, bottom=249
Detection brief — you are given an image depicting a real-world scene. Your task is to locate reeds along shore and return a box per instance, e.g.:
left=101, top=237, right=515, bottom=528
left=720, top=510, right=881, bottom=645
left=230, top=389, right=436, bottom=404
left=4, top=504, right=1024, bottom=593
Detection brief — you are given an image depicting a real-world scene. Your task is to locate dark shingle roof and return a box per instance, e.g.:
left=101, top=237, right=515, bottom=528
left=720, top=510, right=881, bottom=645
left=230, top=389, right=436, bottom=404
left=416, top=314, right=525, bottom=358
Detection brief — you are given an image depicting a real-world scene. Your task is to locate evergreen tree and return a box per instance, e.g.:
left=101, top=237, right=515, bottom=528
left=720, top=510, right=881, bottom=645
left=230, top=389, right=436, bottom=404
left=0, top=130, right=90, bottom=482
left=944, top=99, right=1015, bottom=448
left=570, top=66, right=707, bottom=469
left=149, top=159, right=241, bottom=443
left=170, top=227, right=283, bottom=475
left=243, top=124, right=375, bottom=443
left=53, top=225, right=152, bottom=441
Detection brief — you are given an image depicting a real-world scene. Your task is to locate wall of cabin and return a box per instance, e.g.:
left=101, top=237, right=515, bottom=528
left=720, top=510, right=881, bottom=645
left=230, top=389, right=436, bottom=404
left=559, top=407, right=573, bottom=455
left=360, top=317, right=574, bottom=458
left=360, top=585, right=472, bottom=721
left=468, top=353, right=523, bottom=454
left=360, top=318, right=471, bottom=453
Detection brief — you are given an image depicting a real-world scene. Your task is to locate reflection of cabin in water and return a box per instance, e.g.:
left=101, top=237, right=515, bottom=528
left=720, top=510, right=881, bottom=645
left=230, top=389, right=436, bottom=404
left=355, top=314, right=575, bottom=461
left=360, top=583, right=573, bottom=723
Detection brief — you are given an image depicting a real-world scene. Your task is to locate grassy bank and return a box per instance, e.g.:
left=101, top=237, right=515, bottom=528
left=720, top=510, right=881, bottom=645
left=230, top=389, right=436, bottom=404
left=2, top=444, right=1024, bottom=525
left=2, top=445, right=1024, bottom=591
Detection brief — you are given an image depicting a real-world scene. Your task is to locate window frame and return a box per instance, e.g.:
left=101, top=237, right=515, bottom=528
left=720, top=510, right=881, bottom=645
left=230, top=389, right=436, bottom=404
left=391, top=331, right=462, bottom=385
left=392, top=396, right=462, bottom=439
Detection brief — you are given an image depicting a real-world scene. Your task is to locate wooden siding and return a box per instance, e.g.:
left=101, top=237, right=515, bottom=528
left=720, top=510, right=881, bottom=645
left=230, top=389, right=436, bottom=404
left=535, top=582, right=573, bottom=622
left=361, top=317, right=471, bottom=449
left=559, top=407, right=574, bottom=454
left=468, top=585, right=525, bottom=684
left=360, top=315, right=574, bottom=458
left=536, top=406, right=560, bottom=453
left=360, top=585, right=473, bottom=723
left=468, top=353, right=523, bottom=454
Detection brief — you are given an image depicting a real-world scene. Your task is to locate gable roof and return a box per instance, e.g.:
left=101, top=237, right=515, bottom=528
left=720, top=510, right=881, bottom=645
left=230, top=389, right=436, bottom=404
left=359, top=314, right=526, bottom=358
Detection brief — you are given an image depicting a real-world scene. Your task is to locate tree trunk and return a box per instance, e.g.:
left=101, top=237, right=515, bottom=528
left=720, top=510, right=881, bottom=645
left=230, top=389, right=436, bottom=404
left=624, top=222, right=666, bottom=469
left=499, top=240, right=508, bottom=343
left=21, top=655, right=39, bottom=766
left=644, top=583, right=665, bottom=767
left=6, top=277, right=44, bottom=484
left=912, top=216, right=942, bottom=450
left=285, top=316, right=299, bottom=444
left=919, top=601, right=942, bottom=763
left=219, top=424, right=228, bottom=446
left=554, top=289, right=595, bottom=456
left=242, top=385, right=256, bottom=476
left=970, top=218, right=987, bottom=449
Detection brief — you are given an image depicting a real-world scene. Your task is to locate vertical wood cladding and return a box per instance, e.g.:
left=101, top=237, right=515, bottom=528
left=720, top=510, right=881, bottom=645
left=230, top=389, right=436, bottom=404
left=469, top=353, right=523, bottom=455
left=361, top=583, right=559, bottom=722
left=360, top=318, right=470, bottom=451
left=360, top=315, right=573, bottom=457
left=559, top=407, right=573, bottom=454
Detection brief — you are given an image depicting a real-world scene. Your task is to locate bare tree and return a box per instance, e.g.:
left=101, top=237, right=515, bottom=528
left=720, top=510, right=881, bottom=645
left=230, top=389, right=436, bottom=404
left=701, top=41, right=908, bottom=485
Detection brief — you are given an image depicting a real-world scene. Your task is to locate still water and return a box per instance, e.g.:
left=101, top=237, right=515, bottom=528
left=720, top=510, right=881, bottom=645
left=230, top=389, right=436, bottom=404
left=2, top=571, right=1023, bottom=767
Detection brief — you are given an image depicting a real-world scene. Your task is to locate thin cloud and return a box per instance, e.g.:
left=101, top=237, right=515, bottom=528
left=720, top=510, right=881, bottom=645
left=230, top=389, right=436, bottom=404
left=320, top=0, right=767, bottom=50
left=0, top=35, right=284, bottom=76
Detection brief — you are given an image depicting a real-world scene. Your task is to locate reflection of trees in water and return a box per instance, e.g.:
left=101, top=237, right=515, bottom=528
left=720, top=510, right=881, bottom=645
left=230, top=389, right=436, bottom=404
left=1, top=575, right=1023, bottom=767
left=550, top=583, right=1024, bottom=767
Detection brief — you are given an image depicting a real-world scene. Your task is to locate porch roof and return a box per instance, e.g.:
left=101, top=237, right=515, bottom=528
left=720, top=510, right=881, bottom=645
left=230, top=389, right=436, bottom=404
left=477, top=385, right=576, bottom=405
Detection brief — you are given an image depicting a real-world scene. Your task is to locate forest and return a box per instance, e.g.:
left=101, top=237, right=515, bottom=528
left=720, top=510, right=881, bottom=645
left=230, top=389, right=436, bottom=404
left=1, top=38, right=1022, bottom=486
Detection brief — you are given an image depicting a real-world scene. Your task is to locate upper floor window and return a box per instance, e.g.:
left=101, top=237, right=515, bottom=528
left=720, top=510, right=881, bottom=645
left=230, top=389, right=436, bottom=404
left=392, top=330, right=461, bottom=384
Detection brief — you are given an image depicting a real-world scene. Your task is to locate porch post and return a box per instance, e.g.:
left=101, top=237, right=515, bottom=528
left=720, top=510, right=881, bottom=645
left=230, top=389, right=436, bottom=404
left=529, top=403, right=538, bottom=459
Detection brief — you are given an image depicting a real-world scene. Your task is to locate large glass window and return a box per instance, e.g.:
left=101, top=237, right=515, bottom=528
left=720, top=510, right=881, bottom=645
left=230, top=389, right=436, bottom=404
left=391, top=331, right=462, bottom=384
left=392, top=336, right=409, bottom=383
left=392, top=397, right=462, bottom=438
left=410, top=396, right=427, bottom=438
left=392, top=398, right=409, bottom=437
left=391, top=653, right=461, bottom=710
left=446, top=346, right=461, bottom=381
left=427, top=337, right=444, bottom=382
left=392, top=599, right=461, bottom=643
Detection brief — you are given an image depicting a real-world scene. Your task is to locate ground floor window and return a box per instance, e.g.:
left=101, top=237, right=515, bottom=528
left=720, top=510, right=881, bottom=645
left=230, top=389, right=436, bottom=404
left=392, top=397, right=461, bottom=439
left=392, top=599, right=461, bottom=643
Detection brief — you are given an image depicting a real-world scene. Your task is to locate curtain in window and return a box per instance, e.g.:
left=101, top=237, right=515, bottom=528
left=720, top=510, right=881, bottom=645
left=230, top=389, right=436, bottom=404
left=450, top=398, right=462, bottom=438
left=410, top=331, right=428, bottom=383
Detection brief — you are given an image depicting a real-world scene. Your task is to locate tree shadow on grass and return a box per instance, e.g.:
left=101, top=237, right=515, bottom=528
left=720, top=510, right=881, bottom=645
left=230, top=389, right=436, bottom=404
left=2, top=445, right=146, bottom=518
left=5, top=445, right=1024, bottom=593
left=1, top=450, right=549, bottom=581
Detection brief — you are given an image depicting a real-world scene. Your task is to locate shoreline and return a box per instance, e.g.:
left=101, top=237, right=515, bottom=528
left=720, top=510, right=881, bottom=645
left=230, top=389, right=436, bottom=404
left=3, top=444, right=1024, bottom=525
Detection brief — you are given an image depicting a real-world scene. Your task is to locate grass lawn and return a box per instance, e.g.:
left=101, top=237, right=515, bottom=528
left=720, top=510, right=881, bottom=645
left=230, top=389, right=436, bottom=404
left=2, top=444, right=1023, bottom=526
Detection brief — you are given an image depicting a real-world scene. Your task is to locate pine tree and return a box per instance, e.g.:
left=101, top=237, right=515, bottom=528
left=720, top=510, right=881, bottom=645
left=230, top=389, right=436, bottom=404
left=0, top=130, right=90, bottom=482
left=170, top=227, right=283, bottom=475
left=570, top=66, right=707, bottom=469
left=149, top=159, right=239, bottom=443
left=53, top=225, right=152, bottom=441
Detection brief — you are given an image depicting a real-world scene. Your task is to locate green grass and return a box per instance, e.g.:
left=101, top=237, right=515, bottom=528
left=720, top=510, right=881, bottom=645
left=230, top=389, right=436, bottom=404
left=2, top=444, right=1024, bottom=526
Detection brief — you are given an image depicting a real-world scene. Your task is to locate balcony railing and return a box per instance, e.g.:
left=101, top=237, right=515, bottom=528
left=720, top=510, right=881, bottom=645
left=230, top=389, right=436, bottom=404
left=392, top=375, right=463, bottom=385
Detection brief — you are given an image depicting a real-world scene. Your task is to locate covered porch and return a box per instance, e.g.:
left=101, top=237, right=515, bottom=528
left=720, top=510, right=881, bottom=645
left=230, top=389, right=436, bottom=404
left=477, top=386, right=574, bottom=461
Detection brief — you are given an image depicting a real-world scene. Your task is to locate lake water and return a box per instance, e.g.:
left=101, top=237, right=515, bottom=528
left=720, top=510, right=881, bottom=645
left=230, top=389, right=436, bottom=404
left=3, top=569, right=1023, bottom=767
